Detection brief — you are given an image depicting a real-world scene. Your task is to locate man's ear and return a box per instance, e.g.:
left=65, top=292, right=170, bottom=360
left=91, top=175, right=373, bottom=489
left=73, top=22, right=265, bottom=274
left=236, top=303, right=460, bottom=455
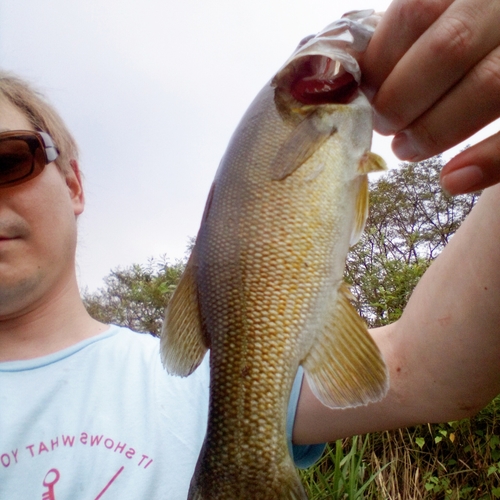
left=66, top=159, right=85, bottom=216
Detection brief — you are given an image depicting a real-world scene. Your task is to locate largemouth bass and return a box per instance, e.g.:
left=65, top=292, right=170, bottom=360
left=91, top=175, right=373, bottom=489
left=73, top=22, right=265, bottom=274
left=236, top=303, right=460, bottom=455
left=161, top=10, right=388, bottom=499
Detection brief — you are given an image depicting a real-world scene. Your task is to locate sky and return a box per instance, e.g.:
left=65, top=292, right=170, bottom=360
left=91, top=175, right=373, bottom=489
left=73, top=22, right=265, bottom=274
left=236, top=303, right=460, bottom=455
left=0, top=0, right=496, bottom=292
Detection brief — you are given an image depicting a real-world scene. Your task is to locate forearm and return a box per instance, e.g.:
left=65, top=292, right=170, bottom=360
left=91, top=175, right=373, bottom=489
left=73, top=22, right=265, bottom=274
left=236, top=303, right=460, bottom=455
left=390, top=184, right=500, bottom=415
left=294, top=184, right=500, bottom=444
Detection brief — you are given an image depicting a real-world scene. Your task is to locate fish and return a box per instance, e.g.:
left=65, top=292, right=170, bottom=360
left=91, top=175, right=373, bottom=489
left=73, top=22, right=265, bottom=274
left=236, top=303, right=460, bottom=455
left=161, top=10, right=388, bottom=499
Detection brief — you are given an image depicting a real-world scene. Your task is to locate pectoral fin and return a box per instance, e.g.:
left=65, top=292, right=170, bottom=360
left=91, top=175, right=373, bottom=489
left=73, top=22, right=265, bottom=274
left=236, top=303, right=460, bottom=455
left=358, top=151, right=387, bottom=174
left=160, top=248, right=209, bottom=376
left=350, top=174, right=369, bottom=246
left=271, top=112, right=335, bottom=180
left=350, top=152, right=386, bottom=246
left=302, top=282, right=388, bottom=408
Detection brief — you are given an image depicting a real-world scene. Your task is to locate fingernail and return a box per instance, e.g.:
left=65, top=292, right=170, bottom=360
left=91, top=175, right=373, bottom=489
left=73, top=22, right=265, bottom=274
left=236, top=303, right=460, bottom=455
left=392, top=131, right=420, bottom=160
left=373, top=112, right=396, bottom=135
left=440, top=166, right=484, bottom=195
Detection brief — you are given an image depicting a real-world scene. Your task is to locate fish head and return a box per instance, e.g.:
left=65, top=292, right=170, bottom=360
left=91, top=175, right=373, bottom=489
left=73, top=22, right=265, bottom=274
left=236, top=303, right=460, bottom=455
left=272, top=10, right=380, bottom=117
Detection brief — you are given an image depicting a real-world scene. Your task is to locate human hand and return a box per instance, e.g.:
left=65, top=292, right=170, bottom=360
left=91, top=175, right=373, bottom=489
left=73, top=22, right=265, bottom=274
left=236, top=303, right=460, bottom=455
left=360, top=0, right=500, bottom=195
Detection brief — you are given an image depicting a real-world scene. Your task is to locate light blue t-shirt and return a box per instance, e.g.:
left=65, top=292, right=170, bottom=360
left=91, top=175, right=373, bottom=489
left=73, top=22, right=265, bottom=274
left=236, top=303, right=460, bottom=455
left=0, top=325, right=323, bottom=498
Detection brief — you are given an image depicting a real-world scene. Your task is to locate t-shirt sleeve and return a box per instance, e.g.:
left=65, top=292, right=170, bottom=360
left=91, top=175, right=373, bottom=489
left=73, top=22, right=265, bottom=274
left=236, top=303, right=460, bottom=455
left=287, top=366, right=326, bottom=468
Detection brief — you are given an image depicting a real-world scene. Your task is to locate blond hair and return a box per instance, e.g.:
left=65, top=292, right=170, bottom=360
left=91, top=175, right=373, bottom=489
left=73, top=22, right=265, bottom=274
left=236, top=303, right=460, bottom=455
left=0, top=71, right=79, bottom=175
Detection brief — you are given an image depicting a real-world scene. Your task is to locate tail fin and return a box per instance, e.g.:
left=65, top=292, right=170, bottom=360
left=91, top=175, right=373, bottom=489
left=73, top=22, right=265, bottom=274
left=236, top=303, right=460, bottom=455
left=188, top=457, right=308, bottom=499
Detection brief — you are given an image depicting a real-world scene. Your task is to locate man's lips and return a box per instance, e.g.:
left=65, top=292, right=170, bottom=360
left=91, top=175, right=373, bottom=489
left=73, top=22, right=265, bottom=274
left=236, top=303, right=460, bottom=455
left=0, top=221, right=30, bottom=240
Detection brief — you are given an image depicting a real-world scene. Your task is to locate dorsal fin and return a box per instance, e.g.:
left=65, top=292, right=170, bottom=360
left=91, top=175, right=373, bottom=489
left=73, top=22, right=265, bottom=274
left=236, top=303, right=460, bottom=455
left=160, top=247, right=209, bottom=376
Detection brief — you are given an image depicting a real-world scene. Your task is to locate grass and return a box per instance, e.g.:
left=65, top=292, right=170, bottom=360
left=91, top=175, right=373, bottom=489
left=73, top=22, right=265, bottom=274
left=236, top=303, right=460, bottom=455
left=300, top=396, right=500, bottom=499
left=300, top=435, right=388, bottom=499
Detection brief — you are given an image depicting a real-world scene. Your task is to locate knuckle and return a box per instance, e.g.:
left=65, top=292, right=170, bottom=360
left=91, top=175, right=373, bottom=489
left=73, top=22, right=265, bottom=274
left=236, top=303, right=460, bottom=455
left=476, top=51, right=500, bottom=92
left=394, top=0, right=446, bottom=27
left=489, top=131, right=500, bottom=159
left=428, top=14, right=475, bottom=64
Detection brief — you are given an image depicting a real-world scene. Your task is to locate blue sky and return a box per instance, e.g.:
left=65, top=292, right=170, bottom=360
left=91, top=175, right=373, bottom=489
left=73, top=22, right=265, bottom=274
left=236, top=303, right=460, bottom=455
left=0, top=0, right=496, bottom=291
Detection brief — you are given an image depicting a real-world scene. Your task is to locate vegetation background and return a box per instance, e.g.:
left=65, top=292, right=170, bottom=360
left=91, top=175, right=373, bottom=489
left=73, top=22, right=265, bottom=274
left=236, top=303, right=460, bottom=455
left=83, top=157, right=499, bottom=499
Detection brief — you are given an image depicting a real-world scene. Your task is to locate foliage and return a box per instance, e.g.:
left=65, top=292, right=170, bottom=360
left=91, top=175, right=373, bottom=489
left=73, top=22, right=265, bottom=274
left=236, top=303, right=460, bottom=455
left=300, top=435, right=388, bottom=499
left=302, top=396, right=500, bottom=499
left=345, top=156, right=479, bottom=326
left=83, top=157, right=478, bottom=336
left=82, top=255, right=185, bottom=336
left=299, top=156, right=489, bottom=499
left=82, top=157, right=489, bottom=498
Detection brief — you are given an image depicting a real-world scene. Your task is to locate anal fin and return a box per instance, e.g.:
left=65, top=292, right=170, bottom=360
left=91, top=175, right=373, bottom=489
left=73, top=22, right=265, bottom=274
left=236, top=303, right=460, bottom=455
left=302, top=282, right=388, bottom=408
left=160, top=247, right=208, bottom=376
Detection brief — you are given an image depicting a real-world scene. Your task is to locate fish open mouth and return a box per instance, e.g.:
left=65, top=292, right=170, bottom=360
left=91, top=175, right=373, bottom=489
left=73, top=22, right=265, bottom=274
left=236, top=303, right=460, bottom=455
left=289, top=55, right=359, bottom=106
left=272, top=10, right=381, bottom=110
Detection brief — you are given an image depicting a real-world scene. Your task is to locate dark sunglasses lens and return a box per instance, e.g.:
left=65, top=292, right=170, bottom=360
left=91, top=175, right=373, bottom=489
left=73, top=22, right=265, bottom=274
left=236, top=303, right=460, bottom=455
left=0, top=137, right=43, bottom=186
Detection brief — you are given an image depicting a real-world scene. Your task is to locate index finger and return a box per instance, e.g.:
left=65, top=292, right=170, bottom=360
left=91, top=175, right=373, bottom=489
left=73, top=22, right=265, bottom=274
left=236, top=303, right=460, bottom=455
left=365, top=0, right=500, bottom=134
left=362, top=0, right=453, bottom=92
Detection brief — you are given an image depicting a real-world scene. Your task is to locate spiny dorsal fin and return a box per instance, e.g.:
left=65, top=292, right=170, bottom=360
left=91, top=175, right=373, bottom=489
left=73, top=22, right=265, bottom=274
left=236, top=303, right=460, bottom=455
left=160, top=248, right=209, bottom=376
left=302, top=282, right=388, bottom=408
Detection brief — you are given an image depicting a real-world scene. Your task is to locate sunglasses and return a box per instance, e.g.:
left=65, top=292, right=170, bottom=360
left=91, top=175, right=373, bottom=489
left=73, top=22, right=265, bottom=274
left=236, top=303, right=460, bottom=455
left=0, top=130, right=59, bottom=188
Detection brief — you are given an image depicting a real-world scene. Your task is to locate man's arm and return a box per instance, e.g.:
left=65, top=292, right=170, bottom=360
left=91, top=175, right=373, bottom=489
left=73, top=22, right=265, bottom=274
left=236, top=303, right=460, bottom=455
left=294, top=184, right=500, bottom=444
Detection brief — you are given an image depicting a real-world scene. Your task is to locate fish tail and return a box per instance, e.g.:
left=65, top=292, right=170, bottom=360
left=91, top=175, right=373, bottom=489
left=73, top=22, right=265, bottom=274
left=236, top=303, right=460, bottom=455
left=188, top=459, right=308, bottom=499
left=273, top=462, right=309, bottom=500
left=279, top=474, right=309, bottom=500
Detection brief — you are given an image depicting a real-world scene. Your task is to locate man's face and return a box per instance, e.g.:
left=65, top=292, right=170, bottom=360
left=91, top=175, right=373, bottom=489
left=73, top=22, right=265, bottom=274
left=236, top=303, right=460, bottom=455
left=0, top=97, right=84, bottom=319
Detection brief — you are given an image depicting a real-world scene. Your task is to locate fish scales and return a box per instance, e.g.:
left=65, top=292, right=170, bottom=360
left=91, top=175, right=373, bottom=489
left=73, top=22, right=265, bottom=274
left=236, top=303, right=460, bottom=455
left=161, top=10, right=388, bottom=499
left=196, top=85, right=312, bottom=497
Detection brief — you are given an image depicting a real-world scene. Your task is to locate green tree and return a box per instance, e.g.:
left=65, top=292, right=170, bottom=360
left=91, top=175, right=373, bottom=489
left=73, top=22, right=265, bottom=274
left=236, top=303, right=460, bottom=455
left=82, top=255, right=185, bottom=336
left=346, top=155, right=479, bottom=327
left=84, top=157, right=478, bottom=335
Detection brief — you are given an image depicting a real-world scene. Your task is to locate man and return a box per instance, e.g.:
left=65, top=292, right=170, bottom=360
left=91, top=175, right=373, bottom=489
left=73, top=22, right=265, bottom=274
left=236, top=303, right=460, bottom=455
left=0, top=72, right=324, bottom=498
left=1, top=0, right=500, bottom=497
